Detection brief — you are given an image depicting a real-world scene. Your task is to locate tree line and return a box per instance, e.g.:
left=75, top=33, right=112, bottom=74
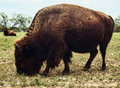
left=0, top=12, right=120, bottom=32
left=114, top=15, right=120, bottom=32
left=0, top=12, right=32, bottom=32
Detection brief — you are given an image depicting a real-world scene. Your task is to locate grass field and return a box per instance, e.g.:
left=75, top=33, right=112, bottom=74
left=0, top=32, right=120, bottom=88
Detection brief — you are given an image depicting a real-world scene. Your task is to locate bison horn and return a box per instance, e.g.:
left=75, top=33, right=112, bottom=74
left=14, top=43, right=20, bottom=48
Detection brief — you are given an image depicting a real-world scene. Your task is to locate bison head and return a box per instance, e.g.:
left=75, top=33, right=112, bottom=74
left=4, top=30, right=9, bottom=36
left=14, top=41, right=44, bottom=75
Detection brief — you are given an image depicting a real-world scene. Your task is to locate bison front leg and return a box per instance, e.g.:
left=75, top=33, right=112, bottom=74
left=62, top=59, right=70, bottom=75
left=83, top=49, right=98, bottom=71
left=41, top=58, right=57, bottom=76
left=41, top=61, right=50, bottom=76
left=41, top=40, right=68, bottom=76
left=62, top=51, right=72, bottom=75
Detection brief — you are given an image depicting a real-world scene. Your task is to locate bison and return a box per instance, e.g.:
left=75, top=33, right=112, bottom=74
left=14, top=4, right=114, bottom=76
left=4, top=30, right=16, bottom=36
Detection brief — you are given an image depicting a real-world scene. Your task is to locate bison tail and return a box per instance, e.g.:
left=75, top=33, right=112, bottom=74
left=108, top=15, right=114, bottom=32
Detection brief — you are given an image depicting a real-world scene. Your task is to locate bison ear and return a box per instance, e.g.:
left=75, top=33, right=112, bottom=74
left=22, top=45, right=35, bottom=56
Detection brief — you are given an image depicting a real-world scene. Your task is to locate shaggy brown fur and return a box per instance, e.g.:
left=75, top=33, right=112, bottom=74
left=14, top=4, right=114, bottom=76
left=4, top=30, right=16, bottom=36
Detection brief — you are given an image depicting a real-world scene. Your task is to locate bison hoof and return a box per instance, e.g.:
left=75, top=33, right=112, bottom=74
left=41, top=72, right=48, bottom=76
left=62, top=70, right=70, bottom=75
left=101, top=67, right=106, bottom=71
left=82, top=67, right=90, bottom=71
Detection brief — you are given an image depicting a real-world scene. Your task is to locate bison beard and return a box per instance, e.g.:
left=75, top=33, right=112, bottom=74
left=14, top=4, right=114, bottom=76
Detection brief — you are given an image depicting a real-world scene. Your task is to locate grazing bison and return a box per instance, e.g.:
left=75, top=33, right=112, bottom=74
left=14, top=4, right=114, bottom=76
left=4, top=30, right=16, bottom=36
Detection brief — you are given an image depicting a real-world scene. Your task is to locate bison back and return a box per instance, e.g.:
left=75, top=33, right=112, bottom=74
left=27, top=4, right=114, bottom=53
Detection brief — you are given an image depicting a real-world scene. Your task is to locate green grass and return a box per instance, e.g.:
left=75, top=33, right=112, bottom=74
left=0, top=32, right=120, bottom=87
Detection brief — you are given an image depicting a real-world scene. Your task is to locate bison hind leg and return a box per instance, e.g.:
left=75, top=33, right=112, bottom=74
left=62, top=50, right=72, bottom=75
left=83, top=48, right=98, bottom=71
left=100, top=43, right=108, bottom=71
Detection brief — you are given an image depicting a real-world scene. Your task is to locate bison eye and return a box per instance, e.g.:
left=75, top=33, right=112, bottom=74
left=22, top=45, right=35, bottom=56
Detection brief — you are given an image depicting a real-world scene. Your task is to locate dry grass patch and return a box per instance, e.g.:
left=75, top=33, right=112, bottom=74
left=0, top=32, right=120, bottom=87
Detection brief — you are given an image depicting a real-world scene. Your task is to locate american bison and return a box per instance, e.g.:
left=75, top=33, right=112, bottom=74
left=4, top=30, right=16, bottom=36
left=14, top=4, right=114, bottom=76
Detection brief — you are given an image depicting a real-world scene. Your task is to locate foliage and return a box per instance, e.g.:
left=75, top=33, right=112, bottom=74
left=0, top=12, right=9, bottom=30
left=0, top=32, right=120, bottom=87
left=114, top=15, right=120, bottom=32
left=0, top=12, right=32, bottom=32
left=0, top=26, right=4, bottom=32
left=10, top=13, right=32, bottom=32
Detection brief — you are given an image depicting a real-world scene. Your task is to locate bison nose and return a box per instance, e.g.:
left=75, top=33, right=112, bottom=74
left=17, top=69, right=29, bottom=75
left=17, top=68, right=35, bottom=76
left=17, top=68, right=24, bottom=75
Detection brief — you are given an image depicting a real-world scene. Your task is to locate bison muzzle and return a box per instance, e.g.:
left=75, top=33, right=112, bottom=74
left=14, top=4, right=114, bottom=76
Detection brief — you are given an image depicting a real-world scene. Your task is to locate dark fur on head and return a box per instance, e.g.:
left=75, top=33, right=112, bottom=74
left=14, top=4, right=114, bottom=76
left=15, top=30, right=67, bottom=75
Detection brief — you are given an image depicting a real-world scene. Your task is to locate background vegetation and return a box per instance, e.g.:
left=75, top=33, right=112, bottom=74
left=114, top=15, right=120, bottom=32
left=0, top=32, right=120, bottom=87
left=0, top=12, right=32, bottom=32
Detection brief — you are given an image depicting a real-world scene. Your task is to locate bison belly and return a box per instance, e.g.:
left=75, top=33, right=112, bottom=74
left=65, top=29, right=104, bottom=53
